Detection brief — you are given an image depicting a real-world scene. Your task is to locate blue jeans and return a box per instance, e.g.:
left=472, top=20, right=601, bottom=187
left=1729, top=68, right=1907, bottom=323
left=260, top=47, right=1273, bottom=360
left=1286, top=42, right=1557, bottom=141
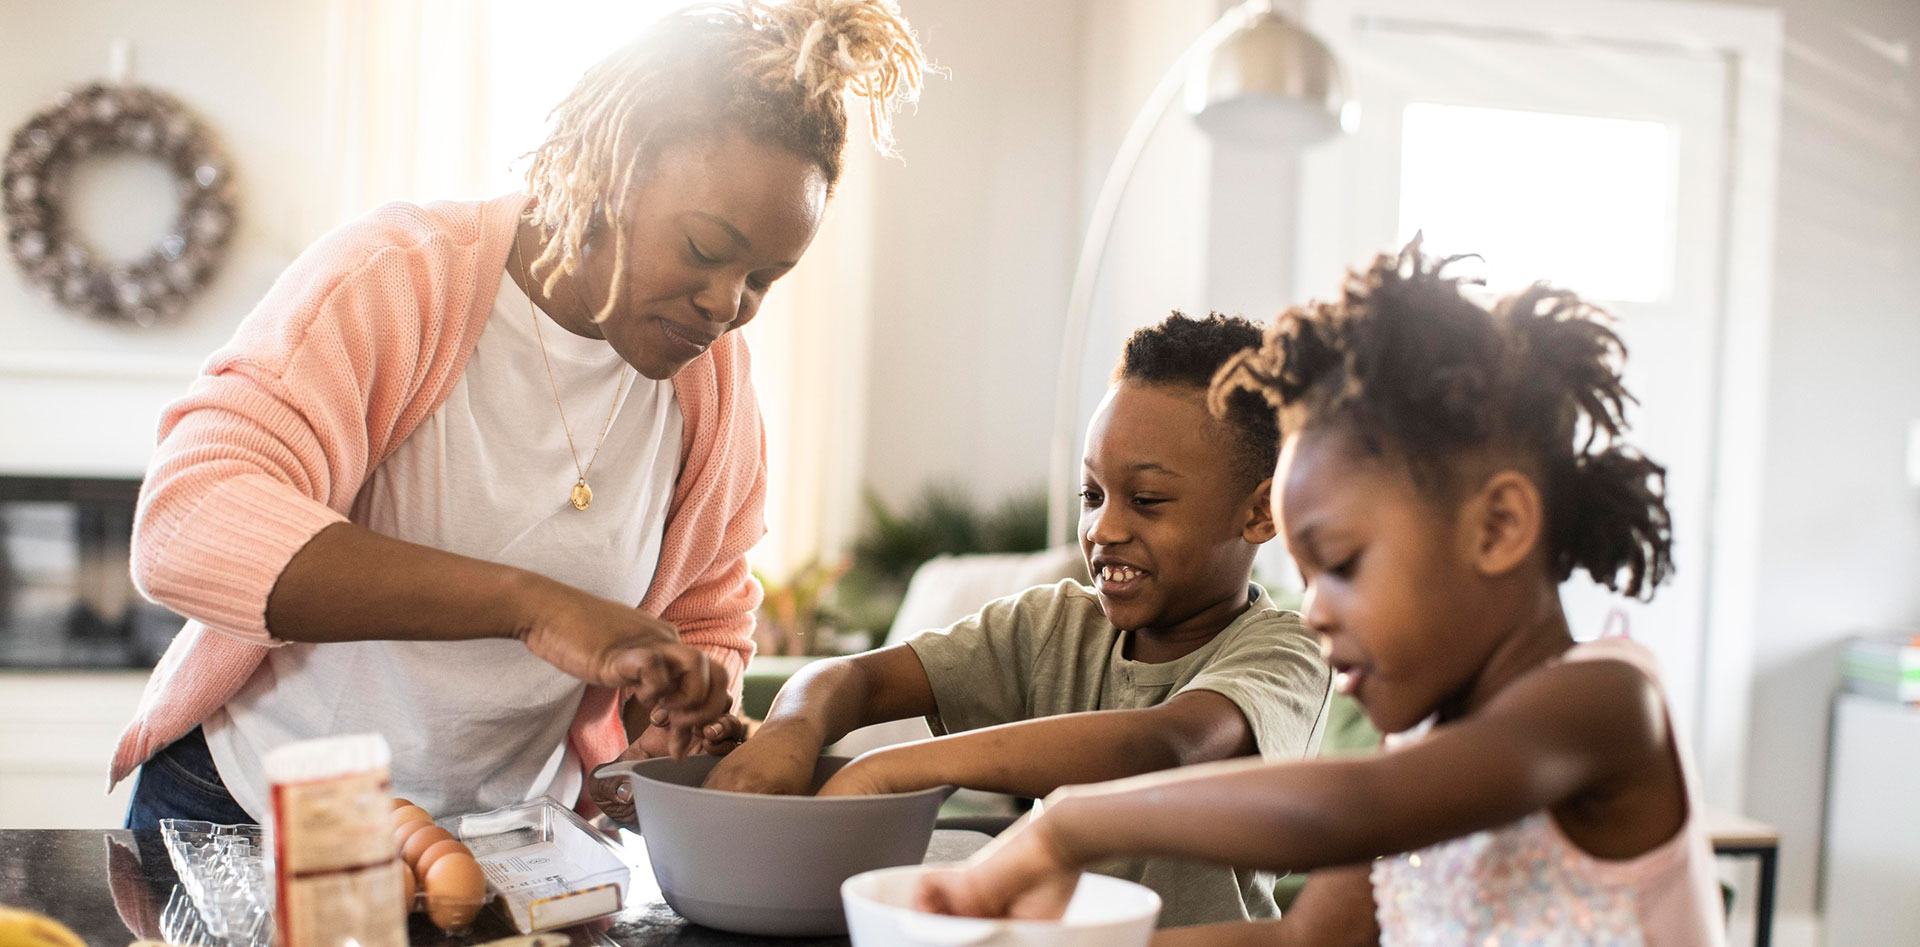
left=125, top=727, right=257, bottom=829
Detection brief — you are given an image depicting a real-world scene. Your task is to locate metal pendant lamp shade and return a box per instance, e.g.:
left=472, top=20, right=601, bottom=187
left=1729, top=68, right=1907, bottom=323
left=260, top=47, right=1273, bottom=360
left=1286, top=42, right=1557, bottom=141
left=1186, top=8, right=1349, bottom=147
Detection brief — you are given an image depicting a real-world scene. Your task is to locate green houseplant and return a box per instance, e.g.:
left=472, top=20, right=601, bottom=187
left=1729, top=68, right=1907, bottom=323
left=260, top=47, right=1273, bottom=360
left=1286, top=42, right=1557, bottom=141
left=789, top=483, right=1050, bottom=654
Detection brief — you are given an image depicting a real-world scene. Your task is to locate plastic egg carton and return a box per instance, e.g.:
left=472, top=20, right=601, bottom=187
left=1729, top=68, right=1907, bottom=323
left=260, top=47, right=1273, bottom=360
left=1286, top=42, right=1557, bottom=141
left=156, top=819, right=273, bottom=947
left=444, top=797, right=633, bottom=933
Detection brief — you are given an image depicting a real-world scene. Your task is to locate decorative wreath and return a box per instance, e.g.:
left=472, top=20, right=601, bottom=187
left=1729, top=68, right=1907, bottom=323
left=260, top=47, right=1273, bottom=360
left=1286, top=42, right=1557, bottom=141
left=2, top=82, right=235, bottom=327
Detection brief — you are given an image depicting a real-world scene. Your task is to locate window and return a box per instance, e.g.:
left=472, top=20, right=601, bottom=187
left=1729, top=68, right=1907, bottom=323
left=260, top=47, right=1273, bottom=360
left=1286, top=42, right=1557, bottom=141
left=1396, top=103, right=1678, bottom=303
left=485, top=0, right=681, bottom=192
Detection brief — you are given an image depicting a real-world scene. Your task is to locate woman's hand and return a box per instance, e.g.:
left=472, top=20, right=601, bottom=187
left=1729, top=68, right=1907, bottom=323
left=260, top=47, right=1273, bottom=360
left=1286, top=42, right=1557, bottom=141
left=914, top=805, right=1081, bottom=921
left=645, top=706, right=748, bottom=760
left=702, top=720, right=823, bottom=795
left=590, top=715, right=751, bottom=824
left=516, top=580, right=720, bottom=716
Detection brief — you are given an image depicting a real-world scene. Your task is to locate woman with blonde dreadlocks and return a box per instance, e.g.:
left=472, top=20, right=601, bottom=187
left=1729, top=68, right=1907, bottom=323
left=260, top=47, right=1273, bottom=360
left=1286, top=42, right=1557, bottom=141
left=116, top=0, right=927, bottom=829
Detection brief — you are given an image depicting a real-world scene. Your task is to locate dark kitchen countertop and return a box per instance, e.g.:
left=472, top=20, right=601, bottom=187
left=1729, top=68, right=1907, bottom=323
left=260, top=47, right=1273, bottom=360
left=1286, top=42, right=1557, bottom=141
left=0, top=829, right=992, bottom=946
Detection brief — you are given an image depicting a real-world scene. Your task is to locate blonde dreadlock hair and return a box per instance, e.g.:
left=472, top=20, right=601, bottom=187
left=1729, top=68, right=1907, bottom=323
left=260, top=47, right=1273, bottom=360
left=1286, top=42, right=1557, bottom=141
left=522, top=0, right=926, bottom=321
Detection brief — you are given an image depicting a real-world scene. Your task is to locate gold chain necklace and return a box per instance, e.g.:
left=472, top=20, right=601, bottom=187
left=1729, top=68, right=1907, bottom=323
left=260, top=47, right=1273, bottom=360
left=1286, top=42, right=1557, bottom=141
left=516, top=243, right=630, bottom=511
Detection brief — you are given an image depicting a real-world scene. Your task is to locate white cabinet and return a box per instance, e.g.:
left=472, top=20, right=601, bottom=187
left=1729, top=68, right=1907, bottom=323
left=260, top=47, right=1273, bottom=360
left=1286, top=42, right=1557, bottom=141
left=0, top=671, right=148, bottom=828
left=1820, top=694, right=1920, bottom=946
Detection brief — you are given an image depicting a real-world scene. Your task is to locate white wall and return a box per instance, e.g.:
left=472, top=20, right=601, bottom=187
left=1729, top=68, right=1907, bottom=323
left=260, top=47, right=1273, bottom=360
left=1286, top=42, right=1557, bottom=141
left=1713, top=0, right=1920, bottom=934
left=861, top=0, right=1220, bottom=512
left=859, top=0, right=1082, bottom=510
left=1068, top=0, right=1217, bottom=476
left=0, top=0, right=332, bottom=477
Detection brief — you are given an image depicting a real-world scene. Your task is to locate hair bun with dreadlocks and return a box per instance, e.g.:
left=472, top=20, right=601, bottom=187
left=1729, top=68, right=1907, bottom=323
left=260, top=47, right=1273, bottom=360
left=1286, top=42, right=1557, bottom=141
left=752, top=0, right=925, bottom=155
left=521, top=0, right=929, bottom=311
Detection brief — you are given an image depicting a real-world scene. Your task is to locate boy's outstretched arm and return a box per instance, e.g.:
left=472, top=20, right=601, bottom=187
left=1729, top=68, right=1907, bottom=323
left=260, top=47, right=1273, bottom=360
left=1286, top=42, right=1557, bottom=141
left=815, top=690, right=1254, bottom=798
left=704, top=644, right=937, bottom=794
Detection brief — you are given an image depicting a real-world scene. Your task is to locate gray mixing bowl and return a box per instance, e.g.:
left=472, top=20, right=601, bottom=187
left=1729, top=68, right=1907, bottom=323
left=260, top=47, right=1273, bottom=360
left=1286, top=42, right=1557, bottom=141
left=593, top=754, right=954, bottom=936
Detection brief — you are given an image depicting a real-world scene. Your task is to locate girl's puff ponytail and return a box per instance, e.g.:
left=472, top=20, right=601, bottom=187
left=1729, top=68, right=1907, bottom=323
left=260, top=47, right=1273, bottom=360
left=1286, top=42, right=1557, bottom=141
left=1212, top=240, right=1677, bottom=601
left=1499, top=285, right=1675, bottom=599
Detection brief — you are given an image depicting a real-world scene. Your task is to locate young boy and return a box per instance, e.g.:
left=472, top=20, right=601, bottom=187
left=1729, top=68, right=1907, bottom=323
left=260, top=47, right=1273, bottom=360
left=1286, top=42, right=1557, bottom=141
left=703, top=313, right=1331, bottom=927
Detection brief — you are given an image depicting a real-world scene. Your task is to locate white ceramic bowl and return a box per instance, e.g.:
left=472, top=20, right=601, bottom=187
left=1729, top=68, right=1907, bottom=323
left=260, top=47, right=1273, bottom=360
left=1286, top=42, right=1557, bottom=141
left=842, top=865, right=1162, bottom=947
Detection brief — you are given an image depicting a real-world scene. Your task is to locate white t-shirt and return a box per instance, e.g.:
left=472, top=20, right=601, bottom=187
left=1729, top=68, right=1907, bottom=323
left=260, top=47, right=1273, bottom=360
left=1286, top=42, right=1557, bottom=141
left=205, top=269, right=684, bottom=821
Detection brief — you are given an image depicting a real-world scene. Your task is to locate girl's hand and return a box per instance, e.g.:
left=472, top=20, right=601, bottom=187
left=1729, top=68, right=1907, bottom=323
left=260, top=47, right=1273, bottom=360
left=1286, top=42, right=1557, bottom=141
left=589, top=715, right=750, bottom=824
left=914, top=806, right=1080, bottom=920
left=702, top=720, right=822, bottom=795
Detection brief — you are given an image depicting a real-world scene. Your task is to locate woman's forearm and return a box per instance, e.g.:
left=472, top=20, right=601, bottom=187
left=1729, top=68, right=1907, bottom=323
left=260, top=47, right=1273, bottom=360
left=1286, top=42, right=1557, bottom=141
left=265, top=521, right=551, bottom=643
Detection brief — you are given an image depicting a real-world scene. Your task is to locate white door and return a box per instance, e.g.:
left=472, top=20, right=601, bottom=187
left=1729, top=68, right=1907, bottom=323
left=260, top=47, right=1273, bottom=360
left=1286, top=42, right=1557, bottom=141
left=1295, top=8, right=1737, bottom=740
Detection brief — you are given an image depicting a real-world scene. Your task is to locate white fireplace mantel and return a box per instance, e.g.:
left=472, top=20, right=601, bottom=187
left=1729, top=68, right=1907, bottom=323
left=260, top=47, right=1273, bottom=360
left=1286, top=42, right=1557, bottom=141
left=0, top=351, right=201, bottom=479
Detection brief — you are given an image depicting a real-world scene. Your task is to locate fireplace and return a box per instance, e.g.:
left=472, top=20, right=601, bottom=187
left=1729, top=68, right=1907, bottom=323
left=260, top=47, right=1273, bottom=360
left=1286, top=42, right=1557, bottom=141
left=0, top=475, right=183, bottom=669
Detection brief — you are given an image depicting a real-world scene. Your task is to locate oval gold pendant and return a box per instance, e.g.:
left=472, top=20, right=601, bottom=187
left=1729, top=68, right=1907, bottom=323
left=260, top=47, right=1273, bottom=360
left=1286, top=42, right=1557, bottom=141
left=569, top=480, right=592, bottom=510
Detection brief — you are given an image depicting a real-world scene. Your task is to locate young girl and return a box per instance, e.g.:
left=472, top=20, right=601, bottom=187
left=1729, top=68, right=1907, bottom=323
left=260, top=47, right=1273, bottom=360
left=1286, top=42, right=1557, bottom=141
left=919, top=241, right=1726, bottom=946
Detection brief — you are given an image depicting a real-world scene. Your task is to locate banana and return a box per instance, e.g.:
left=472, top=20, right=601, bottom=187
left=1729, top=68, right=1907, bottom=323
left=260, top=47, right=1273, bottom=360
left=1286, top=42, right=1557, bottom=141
left=0, top=907, right=86, bottom=947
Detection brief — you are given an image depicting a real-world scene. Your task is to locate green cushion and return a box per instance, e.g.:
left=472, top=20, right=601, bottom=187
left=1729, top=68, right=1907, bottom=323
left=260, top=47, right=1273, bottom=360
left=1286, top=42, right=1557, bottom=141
left=1320, top=694, right=1381, bottom=757
left=740, top=655, right=827, bottom=720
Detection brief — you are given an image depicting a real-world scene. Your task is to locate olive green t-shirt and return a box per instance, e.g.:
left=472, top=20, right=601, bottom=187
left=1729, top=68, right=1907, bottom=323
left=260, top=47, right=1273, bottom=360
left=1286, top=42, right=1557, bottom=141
left=905, top=579, right=1332, bottom=928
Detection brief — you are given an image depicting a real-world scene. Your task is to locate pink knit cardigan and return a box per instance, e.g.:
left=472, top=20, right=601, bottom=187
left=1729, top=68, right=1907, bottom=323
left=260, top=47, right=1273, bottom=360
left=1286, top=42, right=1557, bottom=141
left=110, top=193, right=765, bottom=789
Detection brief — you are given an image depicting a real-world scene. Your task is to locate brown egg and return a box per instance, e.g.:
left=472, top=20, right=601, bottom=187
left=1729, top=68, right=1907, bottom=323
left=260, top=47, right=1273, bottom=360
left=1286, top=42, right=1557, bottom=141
left=391, top=804, right=432, bottom=826
left=413, top=837, right=471, bottom=879
left=424, top=853, right=487, bottom=931
left=399, top=859, right=417, bottom=911
left=393, top=818, right=434, bottom=853
left=402, top=825, right=456, bottom=867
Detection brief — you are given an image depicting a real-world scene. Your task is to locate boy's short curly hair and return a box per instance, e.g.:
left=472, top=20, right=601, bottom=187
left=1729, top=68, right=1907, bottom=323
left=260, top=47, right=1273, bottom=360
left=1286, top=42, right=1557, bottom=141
left=1210, top=238, right=1675, bottom=599
left=1115, top=312, right=1281, bottom=491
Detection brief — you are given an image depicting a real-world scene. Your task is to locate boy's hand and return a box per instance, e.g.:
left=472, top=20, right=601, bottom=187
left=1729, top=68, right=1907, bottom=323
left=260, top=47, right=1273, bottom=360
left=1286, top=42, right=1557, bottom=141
left=914, top=806, right=1080, bottom=920
left=589, top=715, right=749, bottom=824
left=702, top=721, right=822, bottom=795
left=815, top=750, right=921, bottom=797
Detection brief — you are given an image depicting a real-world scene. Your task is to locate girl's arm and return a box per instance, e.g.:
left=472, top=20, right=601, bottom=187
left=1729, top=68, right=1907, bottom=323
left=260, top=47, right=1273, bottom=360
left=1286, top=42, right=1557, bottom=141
left=1054, top=658, right=1669, bottom=867
left=702, top=645, right=940, bottom=794
left=814, top=690, right=1254, bottom=798
left=921, top=658, right=1679, bottom=916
